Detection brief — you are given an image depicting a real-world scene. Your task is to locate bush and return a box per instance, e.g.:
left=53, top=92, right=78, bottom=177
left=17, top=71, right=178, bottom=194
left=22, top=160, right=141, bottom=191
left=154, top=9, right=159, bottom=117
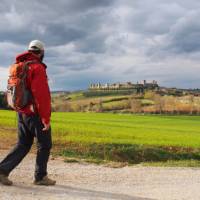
left=0, top=92, right=7, bottom=109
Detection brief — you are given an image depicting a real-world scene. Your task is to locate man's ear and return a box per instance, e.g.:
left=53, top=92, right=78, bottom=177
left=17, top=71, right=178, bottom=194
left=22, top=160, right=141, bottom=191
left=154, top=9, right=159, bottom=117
left=40, top=52, right=44, bottom=62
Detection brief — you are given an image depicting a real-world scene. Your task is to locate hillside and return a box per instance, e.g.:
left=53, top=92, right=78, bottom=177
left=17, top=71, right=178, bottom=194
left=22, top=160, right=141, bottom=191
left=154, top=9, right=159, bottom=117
left=51, top=89, right=200, bottom=114
left=1, top=86, right=200, bottom=114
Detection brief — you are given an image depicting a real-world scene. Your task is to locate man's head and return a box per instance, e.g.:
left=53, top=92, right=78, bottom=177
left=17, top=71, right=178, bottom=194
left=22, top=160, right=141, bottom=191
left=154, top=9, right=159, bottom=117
left=28, top=40, right=45, bottom=61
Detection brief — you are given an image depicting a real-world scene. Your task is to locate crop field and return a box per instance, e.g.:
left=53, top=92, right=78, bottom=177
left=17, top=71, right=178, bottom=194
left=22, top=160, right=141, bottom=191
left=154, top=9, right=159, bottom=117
left=0, top=110, right=200, bottom=163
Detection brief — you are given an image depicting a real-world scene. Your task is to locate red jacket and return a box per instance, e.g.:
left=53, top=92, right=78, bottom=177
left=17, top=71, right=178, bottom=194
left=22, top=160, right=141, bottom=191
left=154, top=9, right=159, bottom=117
left=16, top=51, right=51, bottom=125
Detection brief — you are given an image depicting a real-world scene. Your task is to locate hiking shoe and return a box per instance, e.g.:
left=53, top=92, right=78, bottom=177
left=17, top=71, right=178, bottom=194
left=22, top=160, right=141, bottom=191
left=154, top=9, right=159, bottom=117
left=0, top=174, right=13, bottom=186
left=34, top=176, right=56, bottom=186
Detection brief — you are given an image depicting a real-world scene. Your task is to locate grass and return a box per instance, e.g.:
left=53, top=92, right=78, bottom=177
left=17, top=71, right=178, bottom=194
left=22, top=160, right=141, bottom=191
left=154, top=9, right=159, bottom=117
left=51, top=112, right=200, bottom=147
left=142, top=160, right=200, bottom=167
left=1, top=110, right=200, bottom=164
left=141, top=99, right=155, bottom=106
left=102, top=100, right=129, bottom=111
left=68, top=91, right=85, bottom=100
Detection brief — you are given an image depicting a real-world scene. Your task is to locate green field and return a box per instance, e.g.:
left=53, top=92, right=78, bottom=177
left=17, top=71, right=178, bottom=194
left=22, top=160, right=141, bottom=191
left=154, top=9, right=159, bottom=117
left=0, top=110, right=200, bottom=163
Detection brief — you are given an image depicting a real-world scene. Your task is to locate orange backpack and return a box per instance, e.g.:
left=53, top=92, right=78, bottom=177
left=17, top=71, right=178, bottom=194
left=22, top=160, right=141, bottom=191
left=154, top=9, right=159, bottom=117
left=7, top=61, right=33, bottom=110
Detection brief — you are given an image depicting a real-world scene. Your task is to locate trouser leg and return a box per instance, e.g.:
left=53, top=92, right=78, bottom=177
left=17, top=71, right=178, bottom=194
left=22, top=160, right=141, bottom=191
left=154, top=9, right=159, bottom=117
left=30, top=116, right=52, bottom=181
left=0, top=113, right=34, bottom=176
left=35, top=146, right=51, bottom=181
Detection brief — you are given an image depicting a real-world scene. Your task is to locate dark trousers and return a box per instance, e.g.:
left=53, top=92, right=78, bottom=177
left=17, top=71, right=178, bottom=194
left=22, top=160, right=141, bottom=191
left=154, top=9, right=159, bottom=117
left=0, top=113, right=52, bottom=181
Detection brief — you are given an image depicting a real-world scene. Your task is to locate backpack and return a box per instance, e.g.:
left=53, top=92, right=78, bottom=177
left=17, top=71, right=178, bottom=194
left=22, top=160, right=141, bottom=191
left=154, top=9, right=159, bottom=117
left=7, top=61, right=33, bottom=111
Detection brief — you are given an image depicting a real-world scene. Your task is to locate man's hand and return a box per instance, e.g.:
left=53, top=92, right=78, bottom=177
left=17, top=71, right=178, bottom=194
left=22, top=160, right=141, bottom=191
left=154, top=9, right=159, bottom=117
left=42, top=123, right=50, bottom=131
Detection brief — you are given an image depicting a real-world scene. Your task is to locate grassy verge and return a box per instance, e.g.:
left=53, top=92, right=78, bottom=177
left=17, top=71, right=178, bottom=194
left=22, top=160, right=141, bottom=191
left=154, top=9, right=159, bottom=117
left=141, top=160, right=200, bottom=167
left=54, top=142, right=200, bottom=164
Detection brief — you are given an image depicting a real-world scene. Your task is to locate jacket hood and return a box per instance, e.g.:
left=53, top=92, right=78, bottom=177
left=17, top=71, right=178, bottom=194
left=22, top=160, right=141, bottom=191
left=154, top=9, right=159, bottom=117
left=15, top=51, right=47, bottom=68
left=15, top=51, right=41, bottom=63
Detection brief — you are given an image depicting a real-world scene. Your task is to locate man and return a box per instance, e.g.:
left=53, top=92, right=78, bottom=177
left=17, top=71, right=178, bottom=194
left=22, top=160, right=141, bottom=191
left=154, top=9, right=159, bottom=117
left=0, top=40, right=56, bottom=186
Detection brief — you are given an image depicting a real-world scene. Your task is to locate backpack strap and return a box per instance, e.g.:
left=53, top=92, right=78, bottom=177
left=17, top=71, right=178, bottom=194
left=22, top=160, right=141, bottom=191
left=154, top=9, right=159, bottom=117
left=22, top=60, right=39, bottom=113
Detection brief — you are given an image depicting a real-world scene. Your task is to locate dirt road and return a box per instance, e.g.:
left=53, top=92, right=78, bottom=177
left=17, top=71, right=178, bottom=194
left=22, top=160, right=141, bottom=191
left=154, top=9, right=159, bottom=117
left=0, top=150, right=200, bottom=200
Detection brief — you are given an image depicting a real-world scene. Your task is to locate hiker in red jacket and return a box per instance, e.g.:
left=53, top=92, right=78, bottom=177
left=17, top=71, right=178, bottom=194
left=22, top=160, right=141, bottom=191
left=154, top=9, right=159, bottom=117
left=0, top=40, right=56, bottom=186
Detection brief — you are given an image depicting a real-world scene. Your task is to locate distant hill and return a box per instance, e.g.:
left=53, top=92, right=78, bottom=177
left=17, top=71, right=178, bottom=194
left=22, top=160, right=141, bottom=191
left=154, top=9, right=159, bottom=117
left=51, top=88, right=200, bottom=114
left=1, top=85, right=200, bottom=114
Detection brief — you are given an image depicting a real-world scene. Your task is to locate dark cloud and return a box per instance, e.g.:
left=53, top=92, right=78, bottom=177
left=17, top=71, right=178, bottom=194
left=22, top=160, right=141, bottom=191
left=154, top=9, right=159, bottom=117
left=166, top=11, right=200, bottom=54
left=0, top=0, right=114, bottom=46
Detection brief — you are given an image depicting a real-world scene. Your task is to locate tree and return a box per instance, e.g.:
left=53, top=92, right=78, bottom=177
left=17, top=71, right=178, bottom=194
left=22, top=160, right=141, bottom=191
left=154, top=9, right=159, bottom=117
left=153, top=94, right=165, bottom=114
left=88, top=102, right=95, bottom=112
left=165, top=96, right=176, bottom=114
left=130, top=99, right=142, bottom=113
left=189, top=95, right=195, bottom=114
left=97, top=99, right=103, bottom=112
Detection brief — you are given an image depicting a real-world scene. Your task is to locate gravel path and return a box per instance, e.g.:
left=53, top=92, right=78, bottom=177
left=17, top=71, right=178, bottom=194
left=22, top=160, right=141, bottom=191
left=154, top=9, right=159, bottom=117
left=0, top=150, right=200, bottom=200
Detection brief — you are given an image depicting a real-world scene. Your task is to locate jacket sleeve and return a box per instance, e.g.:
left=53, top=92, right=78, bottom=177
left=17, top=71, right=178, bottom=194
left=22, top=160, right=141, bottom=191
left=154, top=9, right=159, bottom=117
left=31, top=64, right=51, bottom=124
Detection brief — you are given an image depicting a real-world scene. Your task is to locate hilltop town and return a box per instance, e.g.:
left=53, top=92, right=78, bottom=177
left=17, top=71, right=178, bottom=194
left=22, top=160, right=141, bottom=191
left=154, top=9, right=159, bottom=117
left=88, top=80, right=200, bottom=96
left=89, top=80, right=159, bottom=93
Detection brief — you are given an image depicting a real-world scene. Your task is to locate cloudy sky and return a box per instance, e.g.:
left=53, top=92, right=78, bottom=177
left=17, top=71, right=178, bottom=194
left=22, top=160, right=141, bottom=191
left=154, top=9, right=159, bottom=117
left=0, top=0, right=200, bottom=91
